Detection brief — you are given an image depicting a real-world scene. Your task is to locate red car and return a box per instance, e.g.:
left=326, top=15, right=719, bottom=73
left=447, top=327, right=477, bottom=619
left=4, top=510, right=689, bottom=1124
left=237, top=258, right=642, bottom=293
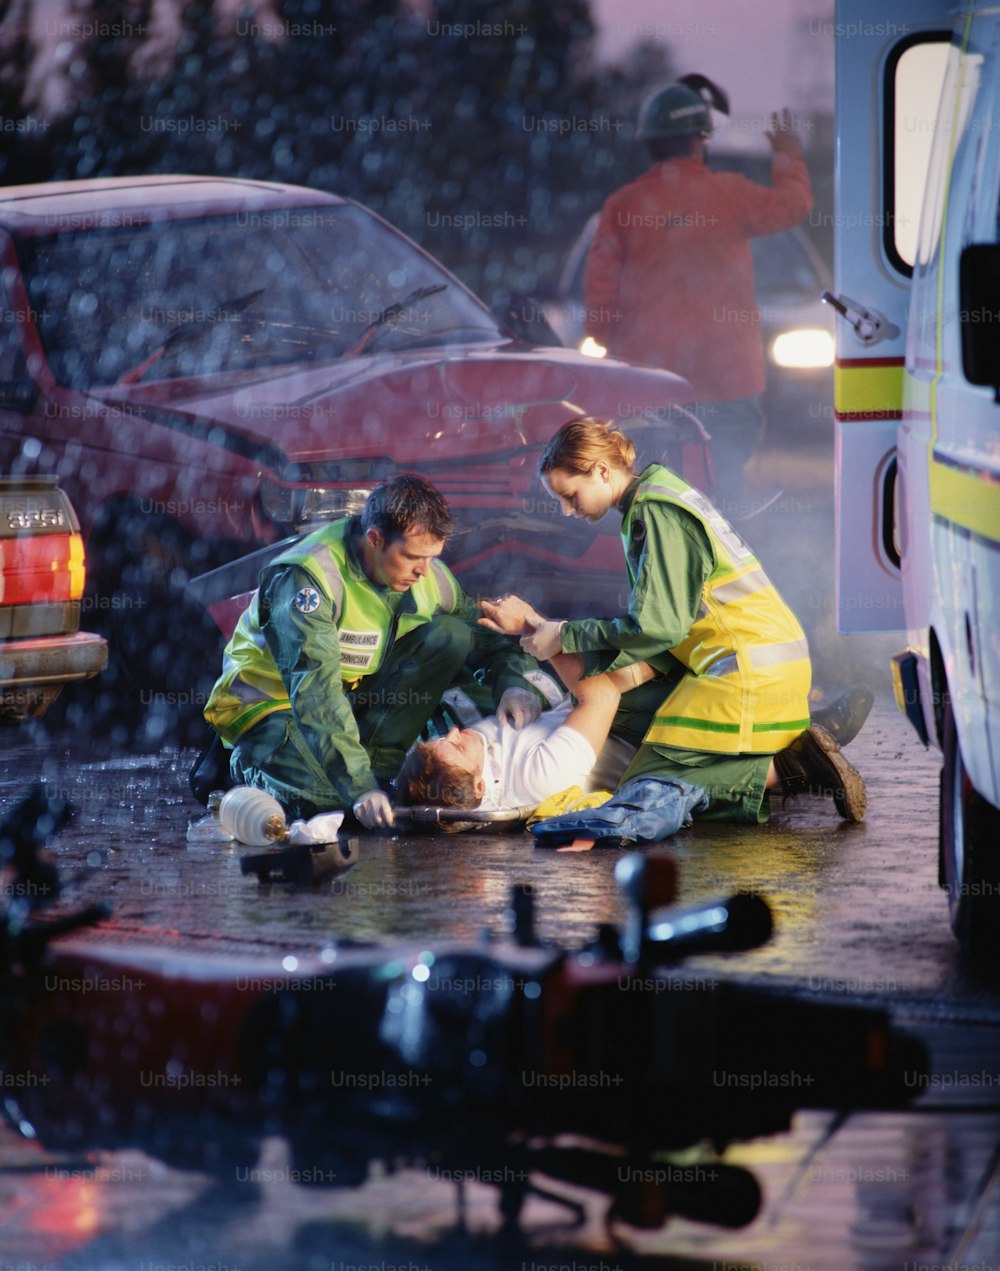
left=0, top=477, right=107, bottom=721
left=0, top=176, right=706, bottom=680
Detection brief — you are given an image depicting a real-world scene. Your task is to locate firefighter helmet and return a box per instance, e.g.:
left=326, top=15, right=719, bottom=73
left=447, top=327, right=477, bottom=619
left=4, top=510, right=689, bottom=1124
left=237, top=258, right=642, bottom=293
left=637, top=84, right=712, bottom=141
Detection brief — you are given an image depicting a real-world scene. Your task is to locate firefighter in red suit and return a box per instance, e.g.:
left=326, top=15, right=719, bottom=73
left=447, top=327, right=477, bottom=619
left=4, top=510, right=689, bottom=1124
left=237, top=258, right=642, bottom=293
left=583, top=80, right=813, bottom=514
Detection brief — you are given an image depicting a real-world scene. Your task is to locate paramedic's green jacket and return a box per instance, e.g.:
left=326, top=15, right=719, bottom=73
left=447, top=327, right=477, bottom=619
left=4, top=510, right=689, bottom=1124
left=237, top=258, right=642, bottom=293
left=560, top=463, right=811, bottom=754
left=205, top=517, right=542, bottom=805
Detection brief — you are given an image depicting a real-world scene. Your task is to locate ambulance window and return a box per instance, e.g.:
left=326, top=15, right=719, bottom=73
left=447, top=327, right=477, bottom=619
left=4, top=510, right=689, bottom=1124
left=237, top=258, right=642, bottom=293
left=914, top=43, right=985, bottom=270
left=885, top=34, right=950, bottom=273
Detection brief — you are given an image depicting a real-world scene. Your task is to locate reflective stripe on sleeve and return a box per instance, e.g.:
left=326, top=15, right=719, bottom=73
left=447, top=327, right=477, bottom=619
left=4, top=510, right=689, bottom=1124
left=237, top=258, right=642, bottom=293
left=227, top=676, right=279, bottom=706
left=523, top=668, right=566, bottom=706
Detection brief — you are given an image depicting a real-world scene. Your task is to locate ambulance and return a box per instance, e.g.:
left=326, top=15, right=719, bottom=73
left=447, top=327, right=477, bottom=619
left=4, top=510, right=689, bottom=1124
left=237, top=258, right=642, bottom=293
left=831, top=0, right=1000, bottom=958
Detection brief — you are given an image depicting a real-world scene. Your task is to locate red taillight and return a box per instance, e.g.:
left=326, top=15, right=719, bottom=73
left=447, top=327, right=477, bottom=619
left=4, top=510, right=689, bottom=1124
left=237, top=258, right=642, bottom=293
left=0, top=532, right=86, bottom=606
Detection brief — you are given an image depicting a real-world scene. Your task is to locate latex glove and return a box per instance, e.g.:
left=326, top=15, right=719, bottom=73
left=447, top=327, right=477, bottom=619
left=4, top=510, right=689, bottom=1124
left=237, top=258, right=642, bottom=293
left=497, top=686, right=542, bottom=729
left=520, top=620, right=564, bottom=661
left=478, top=594, right=545, bottom=636
left=352, top=789, right=395, bottom=829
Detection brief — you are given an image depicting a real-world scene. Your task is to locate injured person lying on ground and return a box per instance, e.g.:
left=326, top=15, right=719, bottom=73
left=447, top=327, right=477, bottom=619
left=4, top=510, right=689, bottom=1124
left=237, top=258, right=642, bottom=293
left=396, top=651, right=712, bottom=844
left=395, top=633, right=871, bottom=847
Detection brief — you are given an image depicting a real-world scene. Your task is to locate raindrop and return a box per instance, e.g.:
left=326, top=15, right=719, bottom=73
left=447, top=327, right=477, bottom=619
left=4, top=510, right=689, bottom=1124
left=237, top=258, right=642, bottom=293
left=72, top=292, right=99, bottom=318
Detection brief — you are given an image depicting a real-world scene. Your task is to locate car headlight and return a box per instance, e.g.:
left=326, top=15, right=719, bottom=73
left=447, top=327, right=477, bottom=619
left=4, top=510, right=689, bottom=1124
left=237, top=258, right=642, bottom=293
left=770, top=328, right=835, bottom=369
left=578, top=336, right=607, bottom=359
left=259, top=482, right=371, bottom=529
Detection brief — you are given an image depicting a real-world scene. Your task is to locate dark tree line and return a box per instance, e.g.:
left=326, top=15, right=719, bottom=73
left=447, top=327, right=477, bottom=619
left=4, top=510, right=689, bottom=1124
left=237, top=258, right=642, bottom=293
left=0, top=0, right=675, bottom=293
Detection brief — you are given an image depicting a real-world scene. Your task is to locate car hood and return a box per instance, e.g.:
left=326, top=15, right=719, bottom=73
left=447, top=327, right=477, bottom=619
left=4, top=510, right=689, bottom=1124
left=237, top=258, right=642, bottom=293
left=90, top=343, right=692, bottom=471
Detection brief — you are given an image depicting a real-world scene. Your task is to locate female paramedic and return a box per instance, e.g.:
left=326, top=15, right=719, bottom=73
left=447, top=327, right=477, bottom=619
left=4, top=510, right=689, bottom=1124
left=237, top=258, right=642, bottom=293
left=478, top=416, right=867, bottom=823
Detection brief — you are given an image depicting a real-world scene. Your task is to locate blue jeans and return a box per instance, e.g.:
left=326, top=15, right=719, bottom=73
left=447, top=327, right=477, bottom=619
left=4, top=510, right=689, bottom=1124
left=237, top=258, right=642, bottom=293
left=530, top=776, right=709, bottom=847
left=619, top=742, right=772, bottom=824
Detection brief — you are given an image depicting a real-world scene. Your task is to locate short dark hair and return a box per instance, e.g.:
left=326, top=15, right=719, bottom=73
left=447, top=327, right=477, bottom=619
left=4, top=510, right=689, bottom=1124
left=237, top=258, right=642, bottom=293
left=396, top=741, right=483, bottom=808
left=361, top=474, right=454, bottom=544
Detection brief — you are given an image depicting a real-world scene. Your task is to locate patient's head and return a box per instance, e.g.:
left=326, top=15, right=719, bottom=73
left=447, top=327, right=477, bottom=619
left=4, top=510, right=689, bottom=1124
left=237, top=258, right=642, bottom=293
left=397, top=727, right=486, bottom=808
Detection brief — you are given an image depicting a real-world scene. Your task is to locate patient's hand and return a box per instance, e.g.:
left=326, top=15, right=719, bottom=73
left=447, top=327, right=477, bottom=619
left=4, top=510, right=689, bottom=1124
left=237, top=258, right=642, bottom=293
left=478, top=594, right=545, bottom=636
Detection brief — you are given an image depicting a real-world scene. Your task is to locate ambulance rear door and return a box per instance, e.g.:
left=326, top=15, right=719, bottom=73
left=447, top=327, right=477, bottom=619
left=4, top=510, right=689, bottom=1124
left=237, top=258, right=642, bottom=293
left=830, top=0, right=951, bottom=632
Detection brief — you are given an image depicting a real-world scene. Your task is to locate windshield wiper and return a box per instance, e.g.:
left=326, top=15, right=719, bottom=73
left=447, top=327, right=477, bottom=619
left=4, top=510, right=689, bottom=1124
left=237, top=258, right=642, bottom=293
left=116, top=288, right=267, bottom=385
left=342, top=284, right=447, bottom=358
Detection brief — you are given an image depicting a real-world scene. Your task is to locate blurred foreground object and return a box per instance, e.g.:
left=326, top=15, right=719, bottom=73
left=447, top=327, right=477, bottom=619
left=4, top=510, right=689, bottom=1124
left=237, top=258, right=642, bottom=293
left=0, top=795, right=926, bottom=1241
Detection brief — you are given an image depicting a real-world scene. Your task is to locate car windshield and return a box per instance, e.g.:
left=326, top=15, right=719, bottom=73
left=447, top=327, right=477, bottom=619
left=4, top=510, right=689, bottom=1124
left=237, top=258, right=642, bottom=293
left=17, top=204, right=501, bottom=388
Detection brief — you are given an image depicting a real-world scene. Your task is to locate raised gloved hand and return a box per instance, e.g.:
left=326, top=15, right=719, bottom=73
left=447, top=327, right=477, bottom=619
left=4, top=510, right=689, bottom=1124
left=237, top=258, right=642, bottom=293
left=497, top=686, right=542, bottom=729
left=352, top=789, right=395, bottom=829
left=520, top=620, right=564, bottom=662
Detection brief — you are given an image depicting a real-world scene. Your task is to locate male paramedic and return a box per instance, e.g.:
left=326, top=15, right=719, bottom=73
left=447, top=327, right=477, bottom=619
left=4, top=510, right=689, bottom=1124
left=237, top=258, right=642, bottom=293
left=203, top=475, right=549, bottom=828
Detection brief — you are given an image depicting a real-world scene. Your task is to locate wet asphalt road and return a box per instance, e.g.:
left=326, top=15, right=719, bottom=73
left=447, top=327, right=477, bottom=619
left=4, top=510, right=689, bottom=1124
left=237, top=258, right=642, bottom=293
left=0, top=690, right=990, bottom=1018
left=0, top=690, right=999, bottom=1270
left=1, top=441, right=999, bottom=1268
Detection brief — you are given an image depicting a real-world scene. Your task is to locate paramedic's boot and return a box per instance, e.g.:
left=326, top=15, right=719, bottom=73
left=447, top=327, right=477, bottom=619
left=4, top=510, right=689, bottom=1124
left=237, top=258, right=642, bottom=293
left=811, top=683, right=874, bottom=749
left=773, top=724, right=867, bottom=822
left=189, top=729, right=235, bottom=806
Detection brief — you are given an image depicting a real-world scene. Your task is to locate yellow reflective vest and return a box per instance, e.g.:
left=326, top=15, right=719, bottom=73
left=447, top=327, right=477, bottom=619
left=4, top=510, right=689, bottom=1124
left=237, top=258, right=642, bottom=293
left=627, top=466, right=811, bottom=753
left=205, top=518, right=460, bottom=744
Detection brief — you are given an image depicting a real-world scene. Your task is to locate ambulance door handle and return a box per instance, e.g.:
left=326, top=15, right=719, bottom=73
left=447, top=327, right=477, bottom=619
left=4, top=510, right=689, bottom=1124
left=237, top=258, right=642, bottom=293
left=822, top=291, right=900, bottom=346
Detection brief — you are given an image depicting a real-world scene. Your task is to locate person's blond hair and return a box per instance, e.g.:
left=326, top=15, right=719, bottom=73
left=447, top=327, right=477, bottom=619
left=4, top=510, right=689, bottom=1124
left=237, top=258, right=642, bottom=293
left=538, top=416, right=637, bottom=478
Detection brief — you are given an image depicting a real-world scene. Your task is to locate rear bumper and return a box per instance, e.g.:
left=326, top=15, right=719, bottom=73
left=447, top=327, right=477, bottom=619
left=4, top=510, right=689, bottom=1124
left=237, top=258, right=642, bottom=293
left=0, top=630, right=108, bottom=687
left=0, top=631, right=108, bottom=721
